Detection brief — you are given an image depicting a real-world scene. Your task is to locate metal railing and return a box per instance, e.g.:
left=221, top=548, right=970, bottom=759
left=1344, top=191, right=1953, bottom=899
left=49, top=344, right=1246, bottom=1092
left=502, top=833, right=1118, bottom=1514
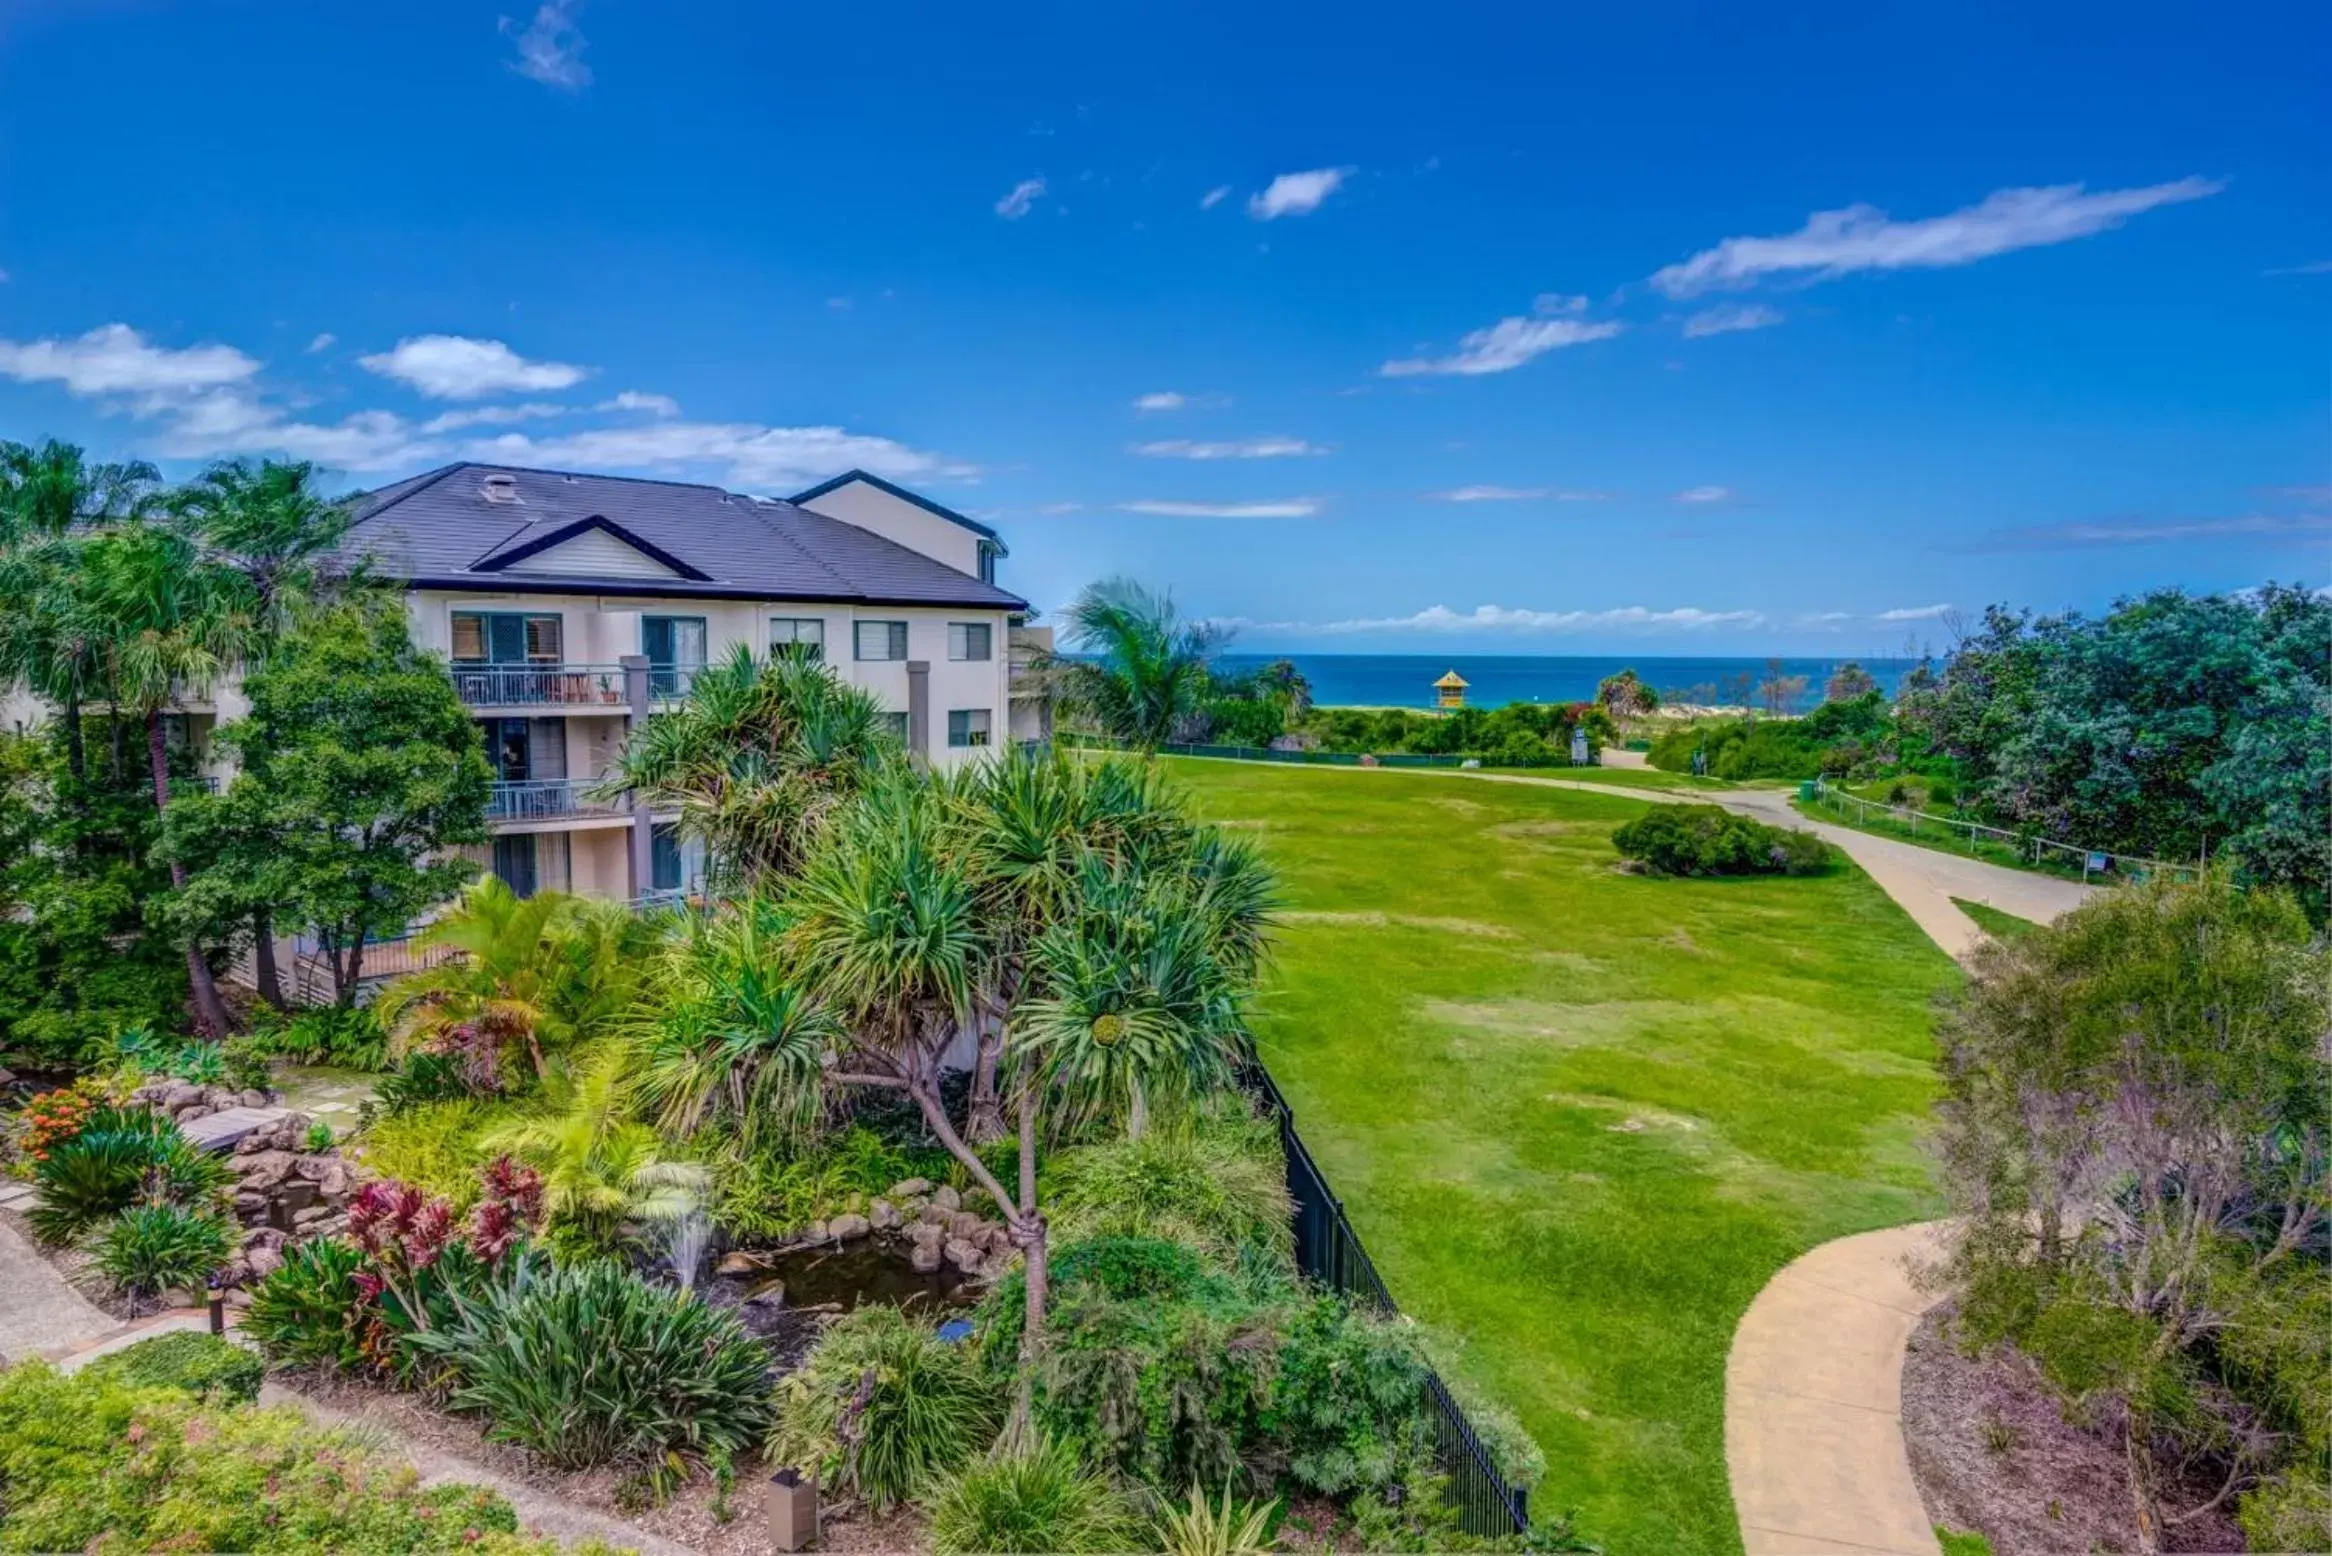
left=1805, top=779, right=2200, bottom=884
left=1241, top=1062, right=1532, bottom=1537
left=486, top=777, right=624, bottom=822
left=647, top=664, right=701, bottom=701
left=450, top=662, right=629, bottom=708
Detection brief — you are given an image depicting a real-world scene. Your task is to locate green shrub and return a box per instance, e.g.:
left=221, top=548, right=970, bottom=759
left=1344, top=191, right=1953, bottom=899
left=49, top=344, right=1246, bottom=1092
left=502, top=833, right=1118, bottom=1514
left=925, top=1436, right=1142, bottom=1555
left=1263, top=1297, right=1434, bottom=1497
left=352, top=1098, right=510, bottom=1212
left=28, top=1105, right=228, bottom=1245
left=242, top=1236, right=368, bottom=1371
left=275, top=1006, right=391, bottom=1071
left=408, top=1258, right=771, bottom=1472
left=1046, top=1111, right=1293, bottom=1265
left=0, top=1359, right=590, bottom=1553
left=1156, top=1480, right=1279, bottom=1556
left=371, top=1051, right=491, bottom=1115
left=706, top=1122, right=954, bottom=1243
left=766, top=1304, right=1003, bottom=1510
left=1053, top=1234, right=1215, bottom=1304
left=1611, top=806, right=1832, bottom=877
left=82, top=1330, right=264, bottom=1403
left=90, top=1204, right=234, bottom=1310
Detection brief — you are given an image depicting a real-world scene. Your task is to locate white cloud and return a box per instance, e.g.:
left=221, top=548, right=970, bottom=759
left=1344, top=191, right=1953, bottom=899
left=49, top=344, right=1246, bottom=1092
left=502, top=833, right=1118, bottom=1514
left=305, top=332, right=336, bottom=353
left=1968, top=514, right=2328, bottom=551
left=1200, top=185, right=1232, bottom=211
left=1133, top=391, right=1187, bottom=412
left=0, top=323, right=258, bottom=398
left=500, top=1, right=591, bottom=91
left=1682, top=303, right=1784, bottom=338
left=597, top=389, right=680, bottom=417
left=2263, top=259, right=2332, bottom=277
left=1248, top=167, right=1351, bottom=220
left=1675, top=485, right=1731, bottom=504
left=1132, top=436, right=1326, bottom=460
left=1381, top=315, right=1622, bottom=377
left=1270, top=603, right=1765, bottom=634
left=1534, top=293, right=1589, bottom=315
left=358, top=335, right=588, bottom=399
left=148, top=391, right=443, bottom=471
left=1652, top=177, right=2222, bottom=297
left=1428, top=484, right=1607, bottom=503
left=1877, top=602, right=1954, bottom=620
left=419, top=402, right=568, bottom=434
left=1119, top=498, right=1323, bottom=518
left=995, top=177, right=1047, bottom=220
left=470, top=421, right=968, bottom=492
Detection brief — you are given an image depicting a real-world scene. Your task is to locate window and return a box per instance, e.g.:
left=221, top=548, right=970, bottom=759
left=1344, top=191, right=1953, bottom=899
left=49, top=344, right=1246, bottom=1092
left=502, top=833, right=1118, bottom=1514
left=878, top=711, right=911, bottom=744
left=978, top=547, right=997, bottom=585
left=855, top=620, right=909, bottom=661
left=651, top=823, right=683, bottom=893
left=947, top=622, right=992, bottom=662
left=642, top=615, right=707, bottom=698
left=947, top=708, right=992, bottom=749
left=770, top=617, right=825, bottom=662
left=453, top=611, right=561, bottom=664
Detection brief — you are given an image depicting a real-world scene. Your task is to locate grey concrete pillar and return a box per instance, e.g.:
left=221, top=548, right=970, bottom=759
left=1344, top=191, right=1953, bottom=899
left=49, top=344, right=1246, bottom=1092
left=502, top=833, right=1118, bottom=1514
left=906, top=660, right=931, bottom=761
left=621, top=654, right=653, bottom=898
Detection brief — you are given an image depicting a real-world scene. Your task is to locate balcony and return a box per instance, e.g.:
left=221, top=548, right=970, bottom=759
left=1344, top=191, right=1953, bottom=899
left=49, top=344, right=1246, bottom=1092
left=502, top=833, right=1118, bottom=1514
left=486, top=777, right=626, bottom=825
left=451, top=663, right=629, bottom=710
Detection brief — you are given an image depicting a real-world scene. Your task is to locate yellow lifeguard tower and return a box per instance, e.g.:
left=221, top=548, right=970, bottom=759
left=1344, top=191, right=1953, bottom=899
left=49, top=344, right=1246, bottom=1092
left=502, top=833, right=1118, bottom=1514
left=1433, top=669, right=1469, bottom=710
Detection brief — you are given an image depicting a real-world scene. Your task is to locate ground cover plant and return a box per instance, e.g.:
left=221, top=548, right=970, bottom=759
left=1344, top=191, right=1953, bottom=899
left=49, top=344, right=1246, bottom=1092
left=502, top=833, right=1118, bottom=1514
left=80, top=1329, right=266, bottom=1404
left=1162, top=757, right=1958, bottom=1554
left=0, top=1358, right=597, bottom=1553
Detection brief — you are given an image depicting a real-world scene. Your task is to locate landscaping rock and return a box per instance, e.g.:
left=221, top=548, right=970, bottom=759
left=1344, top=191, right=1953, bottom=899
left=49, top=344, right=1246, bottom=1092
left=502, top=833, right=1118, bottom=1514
left=293, top=1154, right=337, bottom=1182
left=161, top=1082, right=205, bottom=1110
left=245, top=1245, right=283, bottom=1282
left=716, top=1250, right=772, bottom=1276
left=948, top=1210, right=985, bottom=1241
left=828, top=1213, right=871, bottom=1241
left=226, top=1289, right=252, bottom=1310
left=238, top=1150, right=295, bottom=1191
left=806, top=1218, right=829, bottom=1243
left=743, top=1279, right=785, bottom=1307
left=906, top=1220, right=945, bottom=1248
left=870, top=1198, right=901, bottom=1231
left=204, top=1086, right=240, bottom=1111
left=238, top=1088, right=271, bottom=1109
left=316, top=1162, right=352, bottom=1201
left=932, top=1184, right=961, bottom=1213
left=918, top=1203, right=952, bottom=1228
left=889, top=1177, right=932, bottom=1200
left=292, top=1205, right=330, bottom=1229
left=942, top=1238, right=985, bottom=1272
left=908, top=1240, right=943, bottom=1273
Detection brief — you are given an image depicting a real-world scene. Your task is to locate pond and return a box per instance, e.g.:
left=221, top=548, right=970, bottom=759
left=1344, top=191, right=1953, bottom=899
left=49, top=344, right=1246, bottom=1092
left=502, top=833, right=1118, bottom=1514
left=694, top=1232, right=977, bottom=1372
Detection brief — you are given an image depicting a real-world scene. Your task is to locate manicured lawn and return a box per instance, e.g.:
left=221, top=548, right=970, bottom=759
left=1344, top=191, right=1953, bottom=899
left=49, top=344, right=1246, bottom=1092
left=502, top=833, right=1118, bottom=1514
left=1950, top=897, right=2038, bottom=943
left=1480, top=765, right=1736, bottom=791
left=1168, top=759, right=1958, bottom=1556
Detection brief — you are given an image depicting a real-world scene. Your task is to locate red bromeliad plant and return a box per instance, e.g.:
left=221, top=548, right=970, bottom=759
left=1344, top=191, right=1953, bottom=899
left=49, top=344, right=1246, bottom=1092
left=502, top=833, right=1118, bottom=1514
left=345, top=1157, right=543, bottom=1359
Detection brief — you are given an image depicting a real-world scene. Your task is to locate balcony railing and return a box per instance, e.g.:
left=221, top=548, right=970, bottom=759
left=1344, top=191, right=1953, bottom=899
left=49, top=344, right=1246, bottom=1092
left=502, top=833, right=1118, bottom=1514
left=451, top=662, right=629, bottom=708
left=487, top=777, right=625, bottom=823
left=647, top=663, right=701, bottom=701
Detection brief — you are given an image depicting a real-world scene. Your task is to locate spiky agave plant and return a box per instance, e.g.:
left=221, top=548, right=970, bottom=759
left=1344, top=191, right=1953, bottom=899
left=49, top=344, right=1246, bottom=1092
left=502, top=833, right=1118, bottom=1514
left=1156, top=1479, right=1279, bottom=1556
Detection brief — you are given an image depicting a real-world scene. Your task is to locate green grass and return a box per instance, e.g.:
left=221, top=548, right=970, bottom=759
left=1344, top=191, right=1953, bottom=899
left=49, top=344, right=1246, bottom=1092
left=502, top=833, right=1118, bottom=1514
left=1789, top=791, right=2100, bottom=885
left=1478, top=765, right=1736, bottom=791
left=1951, top=898, right=2038, bottom=943
left=1166, top=758, right=1957, bottom=1556
left=1936, top=1526, right=1995, bottom=1556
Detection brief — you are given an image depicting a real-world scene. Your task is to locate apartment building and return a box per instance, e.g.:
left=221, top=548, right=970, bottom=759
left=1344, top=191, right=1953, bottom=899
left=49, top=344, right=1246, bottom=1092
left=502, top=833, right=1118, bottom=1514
left=36, top=462, right=1045, bottom=910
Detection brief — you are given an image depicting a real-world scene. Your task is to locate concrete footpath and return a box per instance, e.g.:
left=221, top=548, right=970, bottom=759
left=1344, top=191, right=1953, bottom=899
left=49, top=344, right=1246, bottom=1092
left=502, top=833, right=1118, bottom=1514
left=0, top=1216, right=118, bottom=1362
left=1724, top=1223, right=1951, bottom=1556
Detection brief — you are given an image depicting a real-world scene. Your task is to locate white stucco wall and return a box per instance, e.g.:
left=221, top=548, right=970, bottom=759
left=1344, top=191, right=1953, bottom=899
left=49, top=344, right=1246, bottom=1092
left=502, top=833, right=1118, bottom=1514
left=793, top=480, right=987, bottom=579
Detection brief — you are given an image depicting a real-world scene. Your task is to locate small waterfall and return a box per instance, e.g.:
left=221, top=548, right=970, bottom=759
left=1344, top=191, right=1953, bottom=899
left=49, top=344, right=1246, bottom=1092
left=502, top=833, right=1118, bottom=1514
left=664, top=1207, right=713, bottom=1292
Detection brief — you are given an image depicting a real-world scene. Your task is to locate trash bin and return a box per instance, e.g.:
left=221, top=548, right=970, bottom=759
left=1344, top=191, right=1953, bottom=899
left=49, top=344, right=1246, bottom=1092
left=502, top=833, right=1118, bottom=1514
left=1797, top=780, right=1818, bottom=801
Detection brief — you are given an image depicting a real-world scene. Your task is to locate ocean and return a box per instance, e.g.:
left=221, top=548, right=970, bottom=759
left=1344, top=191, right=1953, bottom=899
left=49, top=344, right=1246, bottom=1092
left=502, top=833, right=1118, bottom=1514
left=1210, top=653, right=1920, bottom=711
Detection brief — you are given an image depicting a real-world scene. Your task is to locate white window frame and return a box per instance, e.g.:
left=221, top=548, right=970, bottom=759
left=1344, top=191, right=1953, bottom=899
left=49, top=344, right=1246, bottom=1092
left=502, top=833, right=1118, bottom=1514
left=770, top=617, right=826, bottom=661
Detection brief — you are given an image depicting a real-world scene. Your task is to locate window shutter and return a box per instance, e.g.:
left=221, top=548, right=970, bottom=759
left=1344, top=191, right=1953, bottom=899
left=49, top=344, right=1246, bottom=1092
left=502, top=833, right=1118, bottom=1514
left=452, top=615, right=486, bottom=661
left=525, top=615, right=563, bottom=662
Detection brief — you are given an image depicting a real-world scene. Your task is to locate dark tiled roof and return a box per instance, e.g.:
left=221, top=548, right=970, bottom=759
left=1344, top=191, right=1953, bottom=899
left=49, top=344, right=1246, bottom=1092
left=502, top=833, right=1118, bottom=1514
left=340, top=463, right=1027, bottom=610
left=791, top=469, right=1002, bottom=544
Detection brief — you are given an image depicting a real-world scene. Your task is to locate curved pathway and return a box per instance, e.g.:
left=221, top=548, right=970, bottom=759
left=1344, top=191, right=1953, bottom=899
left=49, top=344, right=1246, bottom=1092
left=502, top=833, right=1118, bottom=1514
left=0, top=1216, right=118, bottom=1362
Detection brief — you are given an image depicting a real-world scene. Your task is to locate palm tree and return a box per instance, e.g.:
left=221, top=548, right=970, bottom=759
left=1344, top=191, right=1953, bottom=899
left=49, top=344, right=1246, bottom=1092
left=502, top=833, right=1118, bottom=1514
left=1044, top=576, right=1228, bottom=752
left=0, top=442, right=161, bottom=793
left=374, top=877, right=595, bottom=1081
left=603, top=645, right=894, bottom=889
left=480, top=1056, right=707, bottom=1254
left=79, top=522, right=256, bottom=1038
left=169, top=456, right=357, bottom=638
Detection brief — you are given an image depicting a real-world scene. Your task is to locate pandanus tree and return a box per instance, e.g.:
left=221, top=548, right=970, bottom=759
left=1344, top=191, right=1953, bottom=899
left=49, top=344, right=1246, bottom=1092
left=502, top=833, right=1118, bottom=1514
left=1043, top=575, right=1229, bottom=752
left=783, top=751, right=1273, bottom=1433
left=603, top=647, right=895, bottom=891
left=168, top=457, right=355, bottom=633
left=78, top=522, right=257, bottom=1038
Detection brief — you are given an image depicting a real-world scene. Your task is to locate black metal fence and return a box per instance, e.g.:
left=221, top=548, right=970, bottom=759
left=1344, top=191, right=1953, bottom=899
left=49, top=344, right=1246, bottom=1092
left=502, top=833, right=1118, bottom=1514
left=1241, top=1062, right=1532, bottom=1538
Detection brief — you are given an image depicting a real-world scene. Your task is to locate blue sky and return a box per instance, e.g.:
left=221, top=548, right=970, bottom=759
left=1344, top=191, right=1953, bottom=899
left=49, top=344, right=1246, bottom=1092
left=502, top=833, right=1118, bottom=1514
left=1, top=0, right=2325, bottom=653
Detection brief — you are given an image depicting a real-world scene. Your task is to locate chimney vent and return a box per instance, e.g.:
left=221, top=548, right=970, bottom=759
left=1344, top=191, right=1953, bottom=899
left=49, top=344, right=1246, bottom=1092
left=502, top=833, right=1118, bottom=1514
left=480, top=472, right=520, bottom=504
